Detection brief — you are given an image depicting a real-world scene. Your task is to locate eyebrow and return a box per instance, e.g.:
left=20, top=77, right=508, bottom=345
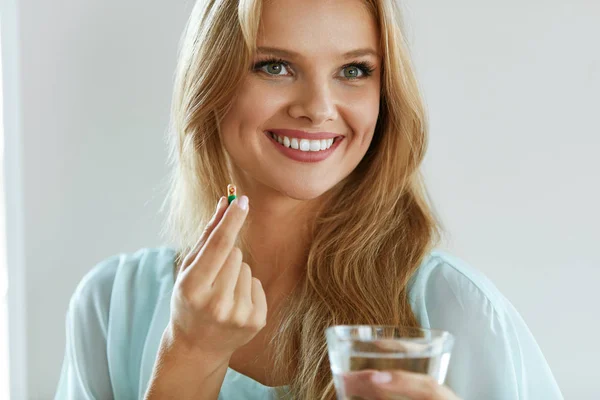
left=256, top=46, right=380, bottom=60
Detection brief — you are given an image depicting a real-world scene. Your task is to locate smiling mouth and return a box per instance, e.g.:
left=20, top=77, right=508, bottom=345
left=266, top=131, right=342, bottom=152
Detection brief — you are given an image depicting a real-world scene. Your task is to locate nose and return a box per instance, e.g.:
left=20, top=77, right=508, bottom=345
left=287, top=80, right=338, bottom=126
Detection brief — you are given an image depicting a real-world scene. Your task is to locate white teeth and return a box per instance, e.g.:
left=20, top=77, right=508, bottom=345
left=300, top=139, right=311, bottom=151
left=269, top=132, right=336, bottom=152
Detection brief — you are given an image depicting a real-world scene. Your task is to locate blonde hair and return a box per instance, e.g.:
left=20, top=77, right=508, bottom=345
left=161, top=0, right=441, bottom=398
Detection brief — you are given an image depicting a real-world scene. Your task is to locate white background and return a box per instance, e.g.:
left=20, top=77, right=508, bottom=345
left=1, top=0, right=598, bottom=398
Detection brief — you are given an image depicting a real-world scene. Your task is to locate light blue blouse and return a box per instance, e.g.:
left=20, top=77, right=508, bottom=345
left=55, top=247, right=563, bottom=399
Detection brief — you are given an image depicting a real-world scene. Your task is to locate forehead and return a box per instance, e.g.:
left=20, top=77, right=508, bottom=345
left=257, top=0, right=380, bottom=59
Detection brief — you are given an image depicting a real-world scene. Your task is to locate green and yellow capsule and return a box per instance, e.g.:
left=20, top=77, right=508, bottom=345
left=227, top=184, right=237, bottom=205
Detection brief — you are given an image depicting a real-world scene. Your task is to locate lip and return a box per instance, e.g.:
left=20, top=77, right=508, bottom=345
left=268, top=129, right=343, bottom=140
left=264, top=131, right=344, bottom=163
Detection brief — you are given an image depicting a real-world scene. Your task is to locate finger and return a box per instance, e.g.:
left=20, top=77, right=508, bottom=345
left=342, top=370, right=389, bottom=400
left=234, top=263, right=252, bottom=304
left=250, top=277, right=267, bottom=323
left=212, top=247, right=243, bottom=298
left=250, top=277, right=266, bottom=307
left=374, top=370, right=459, bottom=400
left=191, top=196, right=250, bottom=285
left=181, top=196, right=228, bottom=271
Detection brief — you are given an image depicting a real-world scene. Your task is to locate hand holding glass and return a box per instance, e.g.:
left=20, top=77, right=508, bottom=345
left=326, top=325, right=455, bottom=400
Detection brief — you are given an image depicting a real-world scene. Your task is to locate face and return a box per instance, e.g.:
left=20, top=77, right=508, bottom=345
left=220, top=0, right=381, bottom=200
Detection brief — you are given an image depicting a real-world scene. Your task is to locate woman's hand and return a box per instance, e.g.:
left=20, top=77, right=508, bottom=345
left=145, top=195, right=267, bottom=400
left=342, top=369, right=461, bottom=400
left=168, top=195, right=267, bottom=359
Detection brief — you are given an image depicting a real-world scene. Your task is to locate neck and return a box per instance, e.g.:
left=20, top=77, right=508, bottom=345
left=241, top=191, right=314, bottom=293
left=232, top=177, right=327, bottom=296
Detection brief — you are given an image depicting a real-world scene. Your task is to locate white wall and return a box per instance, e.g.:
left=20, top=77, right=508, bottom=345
left=2, top=0, right=598, bottom=399
left=2, top=0, right=195, bottom=398
left=405, top=1, right=599, bottom=398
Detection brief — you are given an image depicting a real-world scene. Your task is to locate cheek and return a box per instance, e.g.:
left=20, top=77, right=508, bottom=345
left=342, top=88, right=380, bottom=147
left=223, top=79, right=284, bottom=132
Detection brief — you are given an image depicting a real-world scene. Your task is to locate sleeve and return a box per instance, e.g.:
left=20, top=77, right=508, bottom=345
left=418, top=256, right=564, bottom=400
left=54, top=256, right=121, bottom=400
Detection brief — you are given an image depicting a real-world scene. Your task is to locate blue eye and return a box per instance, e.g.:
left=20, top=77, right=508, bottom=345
left=252, top=57, right=376, bottom=80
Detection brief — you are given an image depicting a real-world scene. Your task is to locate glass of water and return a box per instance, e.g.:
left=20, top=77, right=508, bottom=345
left=325, top=325, right=455, bottom=400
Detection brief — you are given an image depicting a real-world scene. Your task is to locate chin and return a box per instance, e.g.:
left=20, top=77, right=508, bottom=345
left=271, top=179, right=338, bottom=201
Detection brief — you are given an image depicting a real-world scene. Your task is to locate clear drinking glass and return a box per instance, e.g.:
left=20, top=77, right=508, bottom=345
left=325, top=325, right=455, bottom=400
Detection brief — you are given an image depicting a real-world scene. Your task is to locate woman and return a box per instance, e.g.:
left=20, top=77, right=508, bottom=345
left=55, top=0, right=563, bottom=399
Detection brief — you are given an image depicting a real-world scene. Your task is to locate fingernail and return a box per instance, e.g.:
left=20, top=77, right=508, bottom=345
left=371, top=372, right=392, bottom=383
left=237, top=195, right=248, bottom=210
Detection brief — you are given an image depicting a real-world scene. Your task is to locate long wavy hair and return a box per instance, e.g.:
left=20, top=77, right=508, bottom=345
left=161, top=0, right=442, bottom=398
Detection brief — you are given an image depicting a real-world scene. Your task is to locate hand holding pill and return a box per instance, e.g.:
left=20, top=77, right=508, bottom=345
left=166, top=185, right=266, bottom=360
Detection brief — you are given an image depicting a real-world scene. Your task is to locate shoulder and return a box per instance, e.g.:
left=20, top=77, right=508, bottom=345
left=69, top=246, right=177, bottom=316
left=408, top=250, right=510, bottom=326
left=407, top=250, right=519, bottom=357
left=60, top=247, right=178, bottom=399
left=408, top=251, right=563, bottom=399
